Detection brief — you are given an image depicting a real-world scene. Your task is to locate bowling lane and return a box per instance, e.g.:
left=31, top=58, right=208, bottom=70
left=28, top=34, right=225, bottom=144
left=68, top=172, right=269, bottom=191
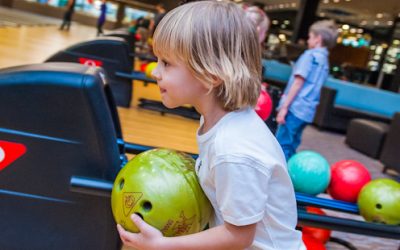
left=0, top=25, right=96, bottom=68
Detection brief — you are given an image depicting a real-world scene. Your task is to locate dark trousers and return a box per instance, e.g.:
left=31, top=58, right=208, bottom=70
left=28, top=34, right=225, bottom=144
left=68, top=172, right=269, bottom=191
left=97, top=20, right=105, bottom=36
left=60, top=11, right=73, bottom=30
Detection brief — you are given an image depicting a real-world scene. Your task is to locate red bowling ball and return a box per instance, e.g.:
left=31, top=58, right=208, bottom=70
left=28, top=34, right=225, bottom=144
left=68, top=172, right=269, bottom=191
left=134, top=33, right=142, bottom=41
left=302, top=233, right=326, bottom=250
left=140, top=63, right=148, bottom=72
left=255, top=84, right=272, bottom=121
left=328, top=160, right=371, bottom=203
left=302, top=207, right=331, bottom=243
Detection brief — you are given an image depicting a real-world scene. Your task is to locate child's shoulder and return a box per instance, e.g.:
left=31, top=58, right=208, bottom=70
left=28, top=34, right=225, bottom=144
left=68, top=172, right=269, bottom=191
left=216, top=108, right=269, bottom=138
left=299, top=48, right=328, bottom=65
left=212, top=109, right=285, bottom=163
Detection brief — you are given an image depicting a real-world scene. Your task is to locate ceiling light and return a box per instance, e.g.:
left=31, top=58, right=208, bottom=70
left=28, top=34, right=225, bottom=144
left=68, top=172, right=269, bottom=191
left=388, top=21, right=394, bottom=26
left=350, top=28, right=356, bottom=33
left=357, top=28, right=363, bottom=33
left=291, top=3, right=296, bottom=7
left=342, top=24, right=350, bottom=30
left=376, top=13, right=383, bottom=18
left=279, top=4, right=284, bottom=8
left=333, top=0, right=339, bottom=3
left=360, top=20, right=367, bottom=26
left=323, top=0, right=329, bottom=3
left=374, top=21, right=380, bottom=26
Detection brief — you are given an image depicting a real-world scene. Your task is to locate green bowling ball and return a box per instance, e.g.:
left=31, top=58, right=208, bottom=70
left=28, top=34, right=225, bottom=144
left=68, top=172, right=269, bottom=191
left=288, top=151, right=331, bottom=195
left=111, top=148, right=212, bottom=236
left=357, top=178, right=400, bottom=225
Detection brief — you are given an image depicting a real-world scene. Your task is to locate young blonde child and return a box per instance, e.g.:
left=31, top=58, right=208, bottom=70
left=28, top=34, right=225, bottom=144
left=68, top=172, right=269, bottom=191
left=117, top=1, right=305, bottom=249
left=276, top=20, right=338, bottom=161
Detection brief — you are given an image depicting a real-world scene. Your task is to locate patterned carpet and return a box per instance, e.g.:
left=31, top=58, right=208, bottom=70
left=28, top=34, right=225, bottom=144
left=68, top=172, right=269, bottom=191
left=300, top=126, right=399, bottom=250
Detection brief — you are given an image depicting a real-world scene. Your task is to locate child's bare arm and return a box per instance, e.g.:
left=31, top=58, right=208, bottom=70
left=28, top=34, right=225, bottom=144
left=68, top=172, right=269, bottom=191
left=277, top=75, right=305, bottom=124
left=117, top=214, right=256, bottom=250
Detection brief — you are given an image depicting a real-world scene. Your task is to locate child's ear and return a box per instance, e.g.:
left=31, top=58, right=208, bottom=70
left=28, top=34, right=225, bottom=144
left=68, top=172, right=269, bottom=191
left=316, top=34, right=323, bottom=45
left=210, top=75, right=223, bottom=87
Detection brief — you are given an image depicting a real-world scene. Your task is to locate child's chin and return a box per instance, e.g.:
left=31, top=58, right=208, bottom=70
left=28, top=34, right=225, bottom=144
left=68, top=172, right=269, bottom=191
left=161, top=101, right=179, bottom=109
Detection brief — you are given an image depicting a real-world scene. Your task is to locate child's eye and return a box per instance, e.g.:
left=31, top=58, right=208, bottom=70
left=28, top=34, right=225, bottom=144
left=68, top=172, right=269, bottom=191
left=162, top=60, right=170, bottom=67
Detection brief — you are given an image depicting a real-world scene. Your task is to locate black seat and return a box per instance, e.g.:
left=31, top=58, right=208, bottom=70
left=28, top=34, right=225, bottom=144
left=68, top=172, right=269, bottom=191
left=0, top=63, right=122, bottom=249
left=104, top=29, right=136, bottom=54
left=45, top=37, right=133, bottom=107
left=346, top=119, right=389, bottom=158
left=380, top=112, right=400, bottom=175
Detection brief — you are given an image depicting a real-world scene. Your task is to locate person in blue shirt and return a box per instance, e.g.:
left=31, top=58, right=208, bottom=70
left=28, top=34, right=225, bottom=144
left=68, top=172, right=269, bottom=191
left=275, top=20, right=338, bottom=161
left=96, top=0, right=107, bottom=36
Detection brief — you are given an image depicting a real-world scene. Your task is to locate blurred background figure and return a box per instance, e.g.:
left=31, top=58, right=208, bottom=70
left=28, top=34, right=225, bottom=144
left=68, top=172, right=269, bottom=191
left=135, top=16, right=151, bottom=52
left=244, top=5, right=278, bottom=133
left=244, top=5, right=270, bottom=45
left=96, top=0, right=107, bottom=36
left=59, top=0, right=76, bottom=31
left=150, top=3, right=166, bottom=36
left=128, top=18, right=138, bottom=35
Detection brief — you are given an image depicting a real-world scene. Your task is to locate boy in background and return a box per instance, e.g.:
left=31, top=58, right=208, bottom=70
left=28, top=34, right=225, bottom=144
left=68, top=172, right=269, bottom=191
left=276, top=20, right=338, bottom=161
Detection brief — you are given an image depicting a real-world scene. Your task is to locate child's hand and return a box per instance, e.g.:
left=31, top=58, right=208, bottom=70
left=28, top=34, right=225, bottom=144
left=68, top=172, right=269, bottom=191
left=276, top=107, right=288, bottom=124
left=117, top=214, right=164, bottom=250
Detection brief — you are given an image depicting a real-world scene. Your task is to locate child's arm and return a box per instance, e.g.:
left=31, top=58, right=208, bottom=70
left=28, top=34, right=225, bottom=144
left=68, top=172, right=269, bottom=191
left=117, top=214, right=256, bottom=250
left=276, top=75, right=305, bottom=124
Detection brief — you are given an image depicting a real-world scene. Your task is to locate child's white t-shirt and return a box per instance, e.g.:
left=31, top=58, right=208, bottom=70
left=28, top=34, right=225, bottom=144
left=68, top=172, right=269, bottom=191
left=196, top=108, right=305, bottom=250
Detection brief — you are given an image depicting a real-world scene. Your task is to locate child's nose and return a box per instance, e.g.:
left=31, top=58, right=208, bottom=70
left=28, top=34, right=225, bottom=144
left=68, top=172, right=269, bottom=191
left=151, top=64, right=161, bottom=80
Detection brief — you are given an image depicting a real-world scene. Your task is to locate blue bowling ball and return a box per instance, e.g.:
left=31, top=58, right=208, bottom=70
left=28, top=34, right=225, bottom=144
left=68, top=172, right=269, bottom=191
left=288, top=151, right=331, bottom=195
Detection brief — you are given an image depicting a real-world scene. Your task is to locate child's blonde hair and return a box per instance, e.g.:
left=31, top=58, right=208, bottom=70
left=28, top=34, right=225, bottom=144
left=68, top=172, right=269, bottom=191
left=153, top=1, right=262, bottom=111
left=309, top=20, right=338, bottom=49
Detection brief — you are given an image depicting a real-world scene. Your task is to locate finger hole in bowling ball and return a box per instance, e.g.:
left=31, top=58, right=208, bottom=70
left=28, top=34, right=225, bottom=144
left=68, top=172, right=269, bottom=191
left=119, top=178, right=124, bottom=190
left=376, top=203, right=382, bottom=209
left=134, top=212, right=144, bottom=220
left=142, top=201, right=152, bottom=212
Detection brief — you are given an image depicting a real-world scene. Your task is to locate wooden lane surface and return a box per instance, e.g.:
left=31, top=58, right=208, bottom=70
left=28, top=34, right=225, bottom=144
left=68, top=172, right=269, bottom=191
left=0, top=24, right=199, bottom=154
left=0, top=25, right=97, bottom=68
left=118, top=106, right=198, bottom=154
